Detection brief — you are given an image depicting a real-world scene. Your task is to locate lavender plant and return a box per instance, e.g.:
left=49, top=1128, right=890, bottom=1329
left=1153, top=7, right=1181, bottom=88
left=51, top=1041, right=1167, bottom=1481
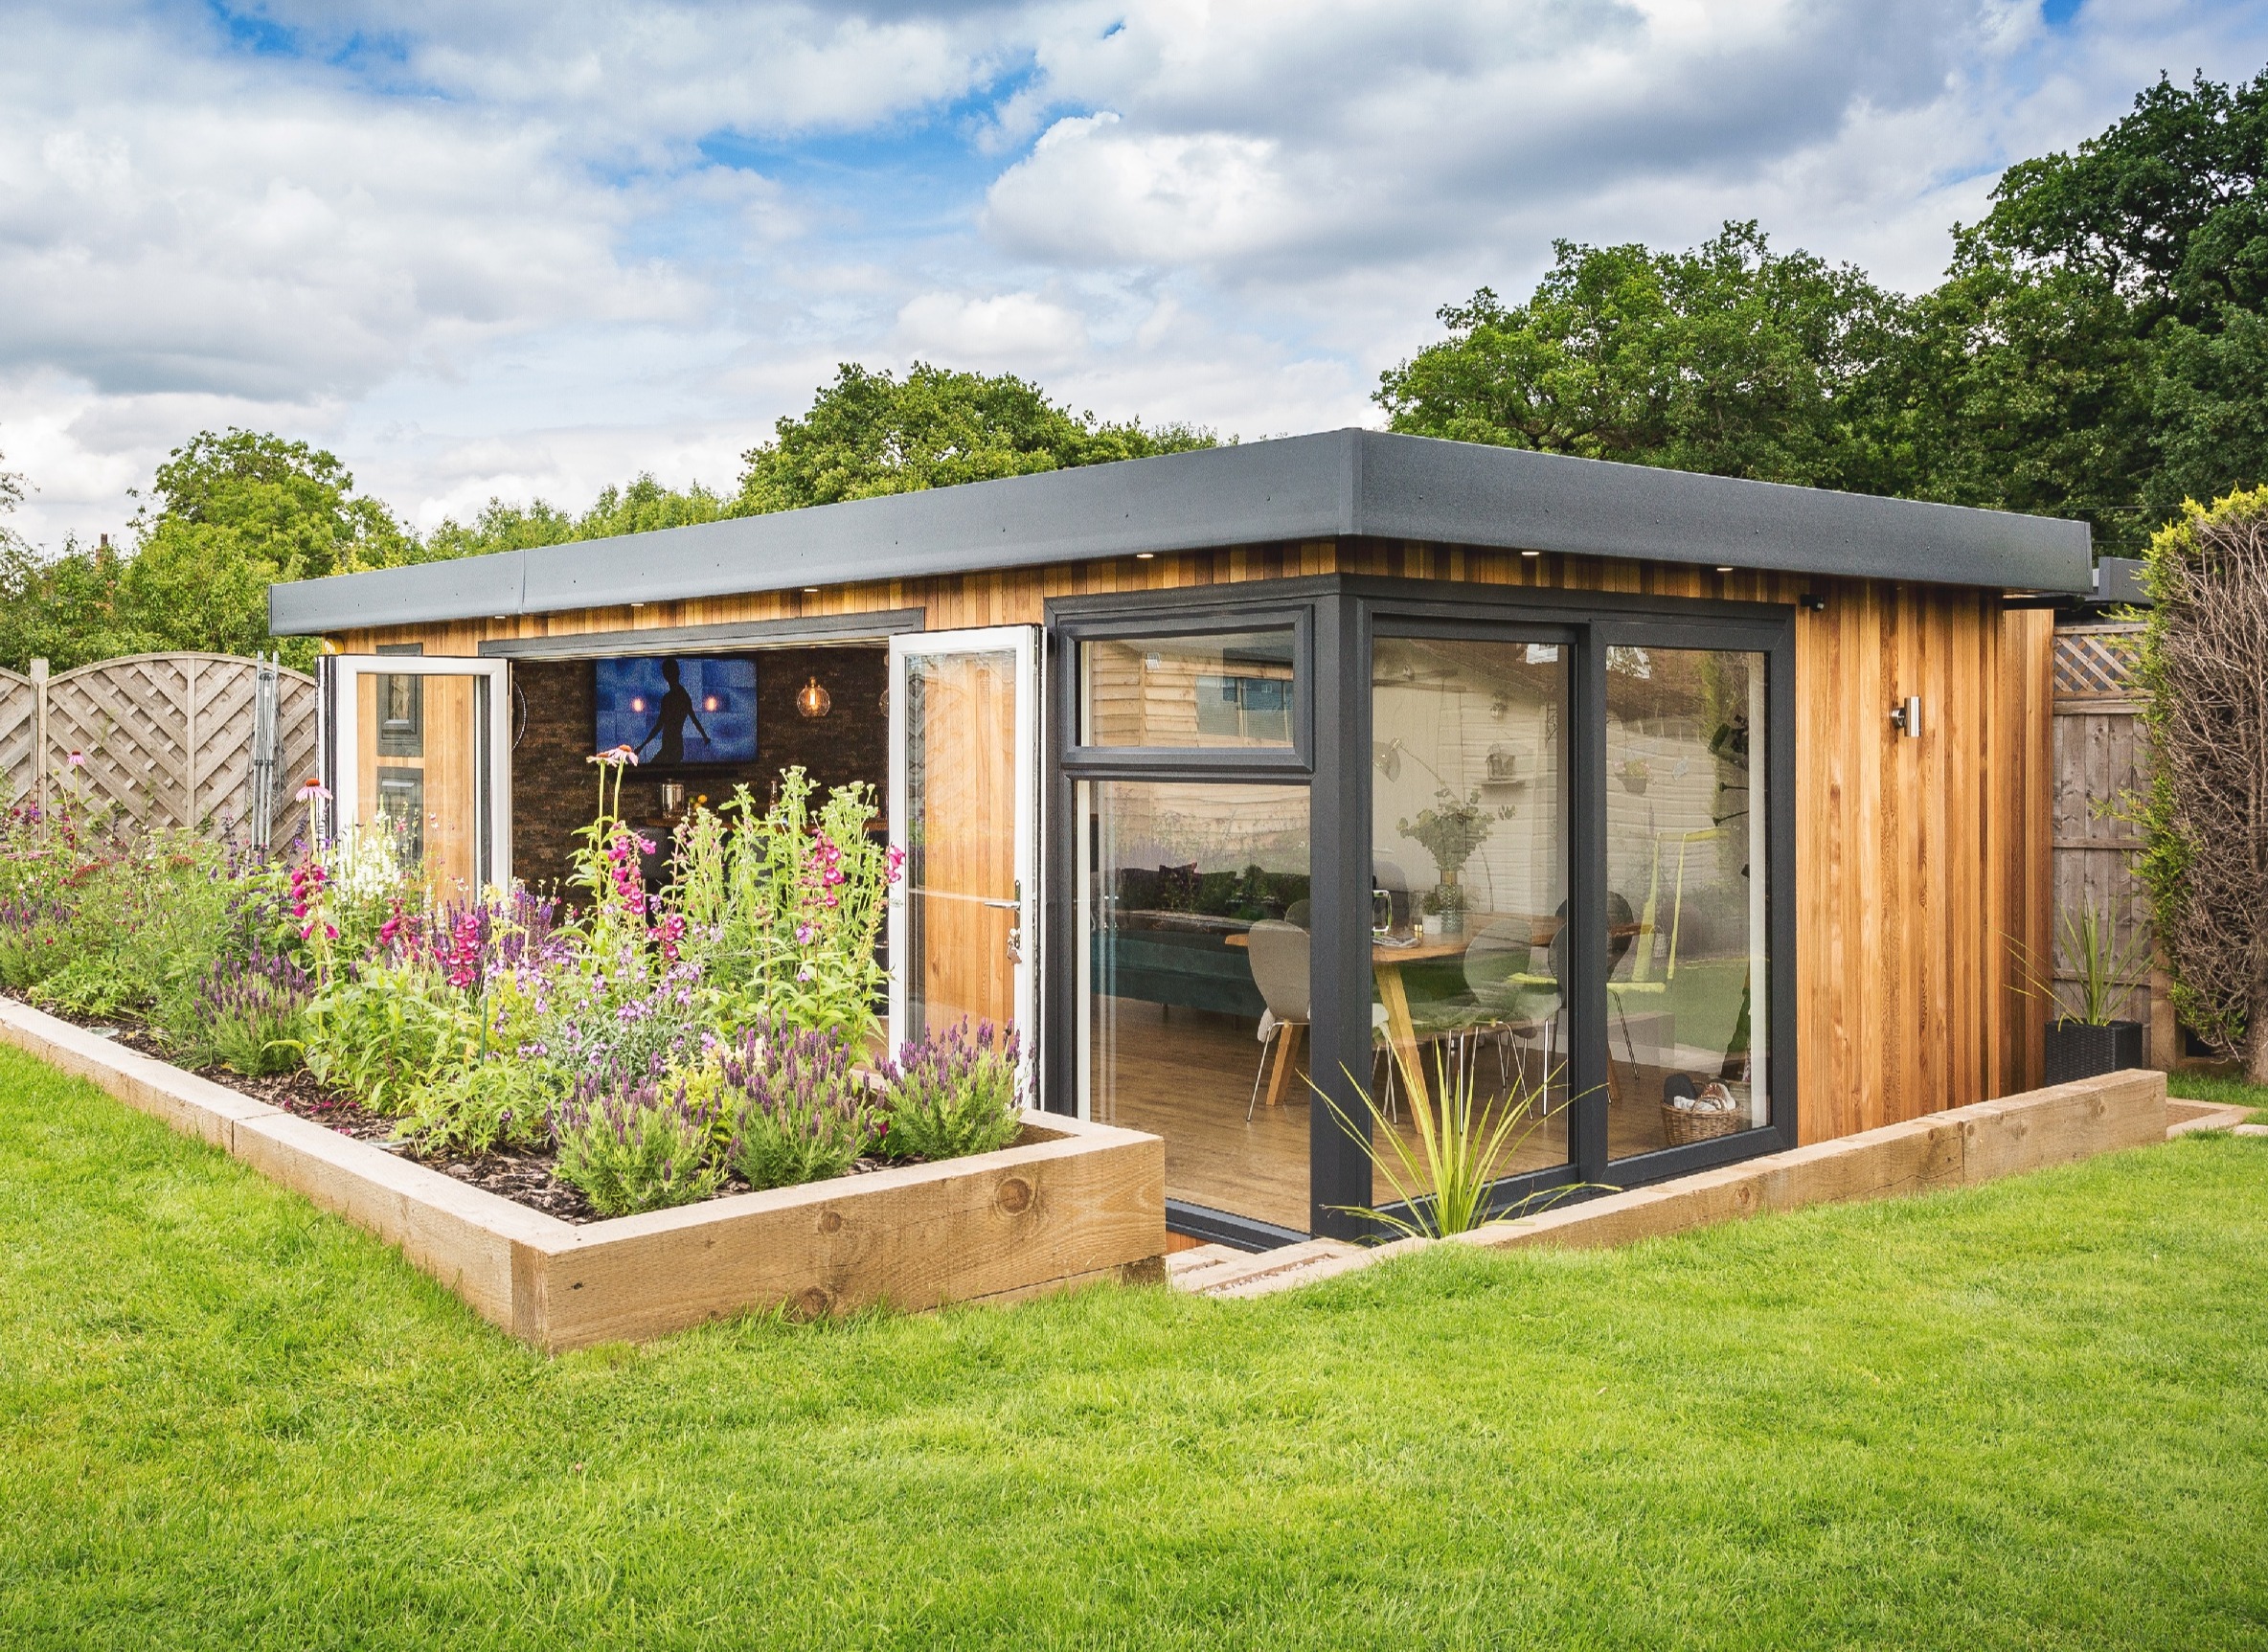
left=878, top=1019, right=1025, bottom=1163
left=549, top=1063, right=725, bottom=1216
left=711, top=1022, right=877, bottom=1189
left=186, top=951, right=313, bottom=1076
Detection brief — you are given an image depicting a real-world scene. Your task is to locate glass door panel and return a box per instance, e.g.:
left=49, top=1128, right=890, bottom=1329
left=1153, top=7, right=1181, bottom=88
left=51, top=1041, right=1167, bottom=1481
left=329, top=657, right=509, bottom=896
left=1371, top=636, right=1574, bottom=1193
left=1077, top=779, right=1310, bottom=1230
left=1602, top=645, right=1770, bottom=1157
left=889, top=628, right=1038, bottom=1056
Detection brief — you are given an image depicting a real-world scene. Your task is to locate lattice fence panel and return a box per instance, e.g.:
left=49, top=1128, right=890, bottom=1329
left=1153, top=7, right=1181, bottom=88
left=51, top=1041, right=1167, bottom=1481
left=2052, top=624, right=2142, bottom=704
left=0, top=669, right=33, bottom=806
left=34, top=654, right=317, bottom=841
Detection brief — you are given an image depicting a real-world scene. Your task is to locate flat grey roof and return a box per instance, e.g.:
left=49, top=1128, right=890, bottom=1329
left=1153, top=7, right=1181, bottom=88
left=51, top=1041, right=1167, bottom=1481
left=269, top=428, right=2094, bottom=635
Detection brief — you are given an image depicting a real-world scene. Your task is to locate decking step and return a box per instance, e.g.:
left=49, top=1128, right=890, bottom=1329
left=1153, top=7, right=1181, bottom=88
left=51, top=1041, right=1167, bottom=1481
left=2167, top=1099, right=2254, bottom=1138
left=1168, top=1238, right=1369, bottom=1298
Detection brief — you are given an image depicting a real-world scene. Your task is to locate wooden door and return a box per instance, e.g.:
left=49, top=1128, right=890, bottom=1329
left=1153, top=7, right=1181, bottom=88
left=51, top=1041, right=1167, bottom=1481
left=331, top=658, right=510, bottom=894
left=889, top=629, right=1038, bottom=1053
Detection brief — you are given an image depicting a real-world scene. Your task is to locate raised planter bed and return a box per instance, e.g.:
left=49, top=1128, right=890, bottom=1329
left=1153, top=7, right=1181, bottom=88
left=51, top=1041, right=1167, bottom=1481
left=0, top=997, right=1167, bottom=1350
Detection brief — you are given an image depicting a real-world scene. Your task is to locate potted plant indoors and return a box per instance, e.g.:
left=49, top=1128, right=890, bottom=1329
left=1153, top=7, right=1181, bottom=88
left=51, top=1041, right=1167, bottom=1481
left=2024, top=899, right=2151, bottom=1083
left=1398, top=788, right=1506, bottom=937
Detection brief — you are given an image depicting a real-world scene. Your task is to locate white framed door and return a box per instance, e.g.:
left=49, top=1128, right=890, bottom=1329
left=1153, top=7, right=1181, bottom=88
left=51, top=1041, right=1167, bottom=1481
left=887, top=627, right=1041, bottom=1067
left=326, top=655, right=512, bottom=892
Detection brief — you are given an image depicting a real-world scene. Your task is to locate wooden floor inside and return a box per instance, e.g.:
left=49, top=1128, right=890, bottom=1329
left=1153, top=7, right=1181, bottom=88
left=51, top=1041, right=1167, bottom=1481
left=1091, top=999, right=1760, bottom=1233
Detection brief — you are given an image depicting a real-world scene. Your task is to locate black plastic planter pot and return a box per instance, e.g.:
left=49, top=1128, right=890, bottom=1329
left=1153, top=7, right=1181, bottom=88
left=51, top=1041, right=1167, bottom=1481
left=2044, top=1019, right=2145, bottom=1085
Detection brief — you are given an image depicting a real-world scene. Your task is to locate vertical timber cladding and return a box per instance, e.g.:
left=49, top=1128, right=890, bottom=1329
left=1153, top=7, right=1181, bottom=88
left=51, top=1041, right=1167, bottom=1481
left=332, top=536, right=2053, bottom=1143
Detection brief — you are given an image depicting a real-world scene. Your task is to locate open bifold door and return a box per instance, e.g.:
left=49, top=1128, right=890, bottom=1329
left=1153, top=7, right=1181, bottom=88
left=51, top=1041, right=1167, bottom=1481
left=886, top=628, right=1041, bottom=1077
left=320, top=654, right=512, bottom=893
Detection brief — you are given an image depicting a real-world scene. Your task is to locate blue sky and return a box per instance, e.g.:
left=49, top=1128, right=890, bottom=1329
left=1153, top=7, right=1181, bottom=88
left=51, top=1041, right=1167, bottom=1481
left=4, top=0, right=2267, bottom=546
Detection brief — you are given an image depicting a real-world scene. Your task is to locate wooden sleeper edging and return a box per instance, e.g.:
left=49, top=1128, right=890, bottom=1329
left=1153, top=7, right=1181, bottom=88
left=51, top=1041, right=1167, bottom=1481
left=0, top=998, right=1167, bottom=1350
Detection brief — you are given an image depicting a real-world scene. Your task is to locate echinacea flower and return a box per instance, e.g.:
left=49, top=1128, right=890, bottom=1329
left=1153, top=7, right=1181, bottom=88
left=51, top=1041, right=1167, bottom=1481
left=588, top=744, right=640, bottom=767
left=295, top=778, right=330, bottom=803
left=66, top=751, right=84, bottom=768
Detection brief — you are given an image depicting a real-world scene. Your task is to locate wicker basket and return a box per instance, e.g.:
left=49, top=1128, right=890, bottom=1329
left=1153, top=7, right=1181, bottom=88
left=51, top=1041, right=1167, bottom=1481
left=1660, top=1101, right=1746, bottom=1147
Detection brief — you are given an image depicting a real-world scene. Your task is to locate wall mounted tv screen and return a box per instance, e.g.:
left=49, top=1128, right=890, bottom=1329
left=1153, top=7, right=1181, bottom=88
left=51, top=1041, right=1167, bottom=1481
left=594, top=655, right=758, bottom=768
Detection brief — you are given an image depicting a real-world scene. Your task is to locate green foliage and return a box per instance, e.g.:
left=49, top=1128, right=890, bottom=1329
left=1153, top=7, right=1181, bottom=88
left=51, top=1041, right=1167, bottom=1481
left=1380, top=69, right=2268, bottom=558
left=878, top=1018, right=1023, bottom=1162
left=731, top=361, right=1215, bottom=514
left=0, top=429, right=417, bottom=673
left=394, top=1057, right=553, bottom=1155
left=1323, top=1048, right=1587, bottom=1240
left=669, top=770, right=895, bottom=1046
left=420, top=474, right=728, bottom=561
left=1378, top=223, right=1905, bottom=491
left=2127, top=485, right=2268, bottom=1071
left=549, top=1072, right=725, bottom=1216
left=2009, top=899, right=2154, bottom=1027
left=708, top=1029, right=877, bottom=1189
left=303, top=957, right=478, bottom=1114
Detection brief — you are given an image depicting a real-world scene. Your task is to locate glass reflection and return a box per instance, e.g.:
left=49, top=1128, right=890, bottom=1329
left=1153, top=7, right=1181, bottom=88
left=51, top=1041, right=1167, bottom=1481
left=1602, top=645, right=1770, bottom=1155
left=1370, top=637, right=1573, bottom=1186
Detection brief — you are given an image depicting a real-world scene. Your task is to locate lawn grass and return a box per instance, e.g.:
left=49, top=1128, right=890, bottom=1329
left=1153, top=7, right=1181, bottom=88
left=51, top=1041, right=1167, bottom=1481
left=2168, top=1066, right=2268, bottom=1124
left=2, top=1042, right=2265, bottom=1650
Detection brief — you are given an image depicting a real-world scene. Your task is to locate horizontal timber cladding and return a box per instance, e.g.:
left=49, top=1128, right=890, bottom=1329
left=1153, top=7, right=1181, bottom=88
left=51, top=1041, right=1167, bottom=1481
left=332, top=537, right=2053, bottom=1142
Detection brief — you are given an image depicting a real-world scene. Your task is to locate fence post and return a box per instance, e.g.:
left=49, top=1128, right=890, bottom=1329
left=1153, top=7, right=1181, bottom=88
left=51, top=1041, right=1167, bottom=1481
left=29, top=657, right=46, bottom=819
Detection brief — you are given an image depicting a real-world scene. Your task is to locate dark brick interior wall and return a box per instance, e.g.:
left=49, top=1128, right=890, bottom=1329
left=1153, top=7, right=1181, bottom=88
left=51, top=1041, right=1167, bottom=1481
left=510, top=646, right=887, bottom=897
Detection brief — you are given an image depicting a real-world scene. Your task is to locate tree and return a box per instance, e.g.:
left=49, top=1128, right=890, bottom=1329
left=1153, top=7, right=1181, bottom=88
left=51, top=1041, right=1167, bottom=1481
left=121, top=430, right=420, bottom=667
left=2132, top=486, right=2268, bottom=1078
left=1375, top=223, right=1907, bottom=492
left=1886, top=249, right=2157, bottom=549
left=1960, top=70, right=2268, bottom=537
left=733, top=362, right=1214, bottom=514
left=421, top=474, right=727, bottom=562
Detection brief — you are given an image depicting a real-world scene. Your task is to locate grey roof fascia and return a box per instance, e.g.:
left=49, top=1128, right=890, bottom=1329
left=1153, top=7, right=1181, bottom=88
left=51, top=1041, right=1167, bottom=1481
left=268, top=428, right=2092, bottom=636
left=1355, top=432, right=2094, bottom=593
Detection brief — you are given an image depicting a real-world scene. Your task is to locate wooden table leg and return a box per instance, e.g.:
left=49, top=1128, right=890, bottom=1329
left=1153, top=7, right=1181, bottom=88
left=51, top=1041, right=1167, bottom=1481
left=1374, top=962, right=1430, bottom=1114
left=1264, top=1022, right=1305, bottom=1108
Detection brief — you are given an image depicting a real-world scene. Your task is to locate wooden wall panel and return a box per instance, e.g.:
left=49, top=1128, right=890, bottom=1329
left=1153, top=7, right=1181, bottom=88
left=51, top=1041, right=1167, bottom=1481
left=330, top=536, right=2053, bottom=1142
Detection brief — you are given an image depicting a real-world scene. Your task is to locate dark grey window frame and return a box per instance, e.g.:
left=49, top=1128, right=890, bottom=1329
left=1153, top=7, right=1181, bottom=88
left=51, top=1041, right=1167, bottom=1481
left=1044, top=573, right=1798, bottom=1249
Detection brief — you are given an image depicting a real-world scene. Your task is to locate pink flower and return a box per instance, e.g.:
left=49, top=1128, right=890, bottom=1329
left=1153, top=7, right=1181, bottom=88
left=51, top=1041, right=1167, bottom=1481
left=294, top=778, right=330, bottom=803
left=795, top=922, right=815, bottom=945
left=66, top=751, right=84, bottom=768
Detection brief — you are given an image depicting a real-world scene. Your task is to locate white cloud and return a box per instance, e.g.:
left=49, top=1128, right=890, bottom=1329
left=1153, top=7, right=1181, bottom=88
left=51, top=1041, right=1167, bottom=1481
left=2, top=0, right=2266, bottom=555
left=896, top=288, right=1091, bottom=369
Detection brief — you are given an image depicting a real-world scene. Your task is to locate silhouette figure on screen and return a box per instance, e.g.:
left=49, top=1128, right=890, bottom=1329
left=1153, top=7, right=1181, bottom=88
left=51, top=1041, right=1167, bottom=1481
left=636, top=660, right=711, bottom=766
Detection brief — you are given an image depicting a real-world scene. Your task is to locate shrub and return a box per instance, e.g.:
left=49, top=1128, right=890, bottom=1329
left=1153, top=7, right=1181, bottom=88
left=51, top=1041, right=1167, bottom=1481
left=0, top=897, right=73, bottom=989
left=549, top=1065, right=725, bottom=1216
left=395, top=1057, right=554, bottom=1155
left=181, top=951, right=313, bottom=1075
left=711, top=1024, right=876, bottom=1189
left=2134, top=487, right=2268, bottom=1075
left=879, top=1019, right=1024, bottom=1163
left=303, top=956, right=478, bottom=1113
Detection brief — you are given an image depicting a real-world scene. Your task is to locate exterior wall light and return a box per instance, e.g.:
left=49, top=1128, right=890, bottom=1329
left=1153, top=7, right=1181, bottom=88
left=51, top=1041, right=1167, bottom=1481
left=797, top=676, right=832, bottom=719
left=1891, top=695, right=1923, bottom=737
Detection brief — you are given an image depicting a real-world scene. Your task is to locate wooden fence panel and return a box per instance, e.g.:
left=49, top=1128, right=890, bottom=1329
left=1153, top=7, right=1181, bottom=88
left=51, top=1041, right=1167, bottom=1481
left=11, top=654, right=317, bottom=846
left=0, top=668, right=34, bottom=806
left=2048, top=623, right=2168, bottom=1065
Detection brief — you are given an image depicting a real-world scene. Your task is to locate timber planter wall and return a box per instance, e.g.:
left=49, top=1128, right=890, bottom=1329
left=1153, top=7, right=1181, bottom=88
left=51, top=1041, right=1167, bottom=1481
left=0, top=999, right=1167, bottom=1351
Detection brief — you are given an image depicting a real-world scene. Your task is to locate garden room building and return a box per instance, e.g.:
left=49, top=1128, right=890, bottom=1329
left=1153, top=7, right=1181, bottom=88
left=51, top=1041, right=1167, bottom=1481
left=269, top=428, right=2088, bottom=1251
